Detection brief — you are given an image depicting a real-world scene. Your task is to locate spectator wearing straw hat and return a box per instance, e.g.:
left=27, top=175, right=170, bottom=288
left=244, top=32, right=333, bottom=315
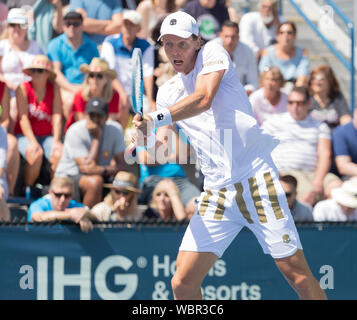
left=65, top=57, right=121, bottom=131
left=0, top=7, right=43, bottom=136
left=90, top=171, right=148, bottom=221
left=15, top=54, right=63, bottom=194
left=313, top=179, right=357, bottom=221
left=101, top=9, right=155, bottom=131
left=55, top=97, right=127, bottom=208
left=47, top=11, right=99, bottom=120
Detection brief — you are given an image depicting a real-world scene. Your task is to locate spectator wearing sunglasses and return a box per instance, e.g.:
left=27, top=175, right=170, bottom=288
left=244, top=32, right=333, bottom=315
left=0, top=8, right=43, bottom=132
left=65, top=58, right=121, bottom=131
left=15, top=55, right=63, bottom=195
left=262, top=86, right=341, bottom=206
left=55, top=97, right=127, bottom=208
left=90, top=171, right=147, bottom=221
left=27, top=176, right=93, bottom=233
left=279, top=174, right=313, bottom=222
left=47, top=11, right=99, bottom=121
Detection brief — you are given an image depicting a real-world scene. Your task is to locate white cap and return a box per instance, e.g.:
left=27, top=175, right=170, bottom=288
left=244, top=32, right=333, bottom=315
left=158, top=11, right=199, bottom=41
left=7, top=8, right=28, bottom=25
left=331, top=179, right=357, bottom=208
left=123, top=9, right=142, bottom=25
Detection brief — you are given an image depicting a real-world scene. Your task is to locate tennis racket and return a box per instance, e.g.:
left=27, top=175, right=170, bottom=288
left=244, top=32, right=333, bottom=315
left=127, top=48, right=143, bottom=157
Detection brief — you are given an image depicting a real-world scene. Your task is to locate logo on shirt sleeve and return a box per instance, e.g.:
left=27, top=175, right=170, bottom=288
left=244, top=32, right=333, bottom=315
left=157, top=113, right=164, bottom=121
left=203, top=60, right=224, bottom=68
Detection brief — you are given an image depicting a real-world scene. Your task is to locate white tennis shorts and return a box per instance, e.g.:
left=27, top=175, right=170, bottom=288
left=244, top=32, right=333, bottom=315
left=179, top=161, right=302, bottom=259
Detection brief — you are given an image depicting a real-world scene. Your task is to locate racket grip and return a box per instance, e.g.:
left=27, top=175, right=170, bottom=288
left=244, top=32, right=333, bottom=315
left=127, top=142, right=137, bottom=157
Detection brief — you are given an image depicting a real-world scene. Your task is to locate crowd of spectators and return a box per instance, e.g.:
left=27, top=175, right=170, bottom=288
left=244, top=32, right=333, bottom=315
left=1, top=0, right=357, bottom=227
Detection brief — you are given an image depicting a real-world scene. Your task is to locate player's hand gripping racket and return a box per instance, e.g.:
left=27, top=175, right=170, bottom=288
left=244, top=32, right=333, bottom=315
left=127, top=48, right=144, bottom=157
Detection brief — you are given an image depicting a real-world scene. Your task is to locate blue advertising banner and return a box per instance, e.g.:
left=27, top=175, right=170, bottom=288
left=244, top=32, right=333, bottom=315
left=0, top=224, right=356, bottom=300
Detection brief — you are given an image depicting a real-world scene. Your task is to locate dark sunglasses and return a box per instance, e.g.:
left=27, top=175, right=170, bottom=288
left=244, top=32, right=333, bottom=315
left=29, top=68, right=45, bottom=74
left=288, top=100, right=306, bottom=106
left=65, top=21, right=81, bottom=27
left=89, top=73, right=104, bottom=79
left=285, top=192, right=292, bottom=198
left=53, top=192, right=72, bottom=199
left=9, top=23, right=27, bottom=28
left=279, top=30, right=295, bottom=35
left=114, top=189, right=131, bottom=196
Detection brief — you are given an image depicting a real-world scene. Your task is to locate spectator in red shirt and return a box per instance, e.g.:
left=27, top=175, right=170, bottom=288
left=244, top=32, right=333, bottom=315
left=15, top=55, right=63, bottom=189
left=65, top=57, right=120, bottom=131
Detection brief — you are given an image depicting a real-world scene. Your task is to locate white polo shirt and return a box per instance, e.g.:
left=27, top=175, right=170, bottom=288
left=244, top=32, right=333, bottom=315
left=156, top=42, right=279, bottom=189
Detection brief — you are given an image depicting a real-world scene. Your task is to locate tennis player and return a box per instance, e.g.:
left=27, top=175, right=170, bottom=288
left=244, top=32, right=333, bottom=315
left=133, top=11, right=326, bottom=300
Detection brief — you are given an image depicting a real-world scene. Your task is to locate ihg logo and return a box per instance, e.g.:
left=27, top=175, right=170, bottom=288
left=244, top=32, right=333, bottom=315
left=19, top=255, right=138, bottom=300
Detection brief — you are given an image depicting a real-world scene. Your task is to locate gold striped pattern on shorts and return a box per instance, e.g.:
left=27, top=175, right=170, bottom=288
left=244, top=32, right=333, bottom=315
left=234, top=182, right=254, bottom=224
left=234, top=172, right=284, bottom=224
left=213, top=188, right=227, bottom=221
left=249, top=176, right=267, bottom=224
left=264, top=172, right=284, bottom=220
left=197, top=188, right=228, bottom=220
left=198, top=189, right=213, bottom=216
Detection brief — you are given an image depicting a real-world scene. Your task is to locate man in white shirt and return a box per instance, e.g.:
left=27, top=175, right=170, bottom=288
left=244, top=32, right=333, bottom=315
left=133, top=11, right=326, bottom=300
left=101, top=10, right=155, bottom=129
left=262, top=86, right=341, bottom=206
left=239, top=0, right=281, bottom=60
left=313, top=179, right=357, bottom=221
left=210, top=20, right=258, bottom=96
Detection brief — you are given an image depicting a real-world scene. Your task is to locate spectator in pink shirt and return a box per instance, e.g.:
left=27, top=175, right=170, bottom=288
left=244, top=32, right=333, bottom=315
left=249, top=66, right=288, bottom=126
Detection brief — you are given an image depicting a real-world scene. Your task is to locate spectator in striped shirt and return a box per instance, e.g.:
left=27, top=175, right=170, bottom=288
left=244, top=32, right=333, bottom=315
left=262, top=86, right=342, bottom=206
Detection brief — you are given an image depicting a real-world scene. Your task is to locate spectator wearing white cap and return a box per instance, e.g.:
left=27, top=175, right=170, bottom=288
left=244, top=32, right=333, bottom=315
left=313, top=179, right=357, bottom=221
left=101, top=9, right=155, bottom=131
left=0, top=8, right=43, bottom=131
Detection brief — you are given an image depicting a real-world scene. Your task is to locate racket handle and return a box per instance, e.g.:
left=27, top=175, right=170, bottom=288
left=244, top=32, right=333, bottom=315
left=127, top=142, right=137, bottom=157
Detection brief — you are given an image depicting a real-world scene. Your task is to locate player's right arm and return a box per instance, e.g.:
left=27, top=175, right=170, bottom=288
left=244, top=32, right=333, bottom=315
left=133, top=69, right=225, bottom=136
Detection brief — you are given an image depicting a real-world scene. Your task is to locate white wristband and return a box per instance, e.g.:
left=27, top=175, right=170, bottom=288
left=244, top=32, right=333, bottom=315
left=148, top=108, right=172, bottom=129
left=146, top=133, right=156, bottom=149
